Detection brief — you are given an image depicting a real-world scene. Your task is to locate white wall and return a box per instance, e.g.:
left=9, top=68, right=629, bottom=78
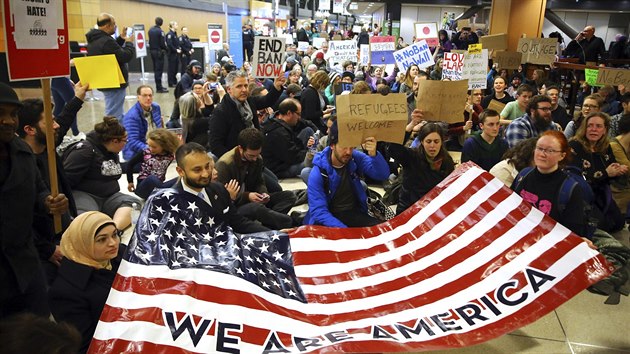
left=543, top=11, right=630, bottom=49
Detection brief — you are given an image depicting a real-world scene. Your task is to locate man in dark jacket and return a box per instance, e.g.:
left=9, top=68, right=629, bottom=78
left=148, top=17, right=168, bottom=93
left=565, top=25, right=606, bottom=64
left=86, top=13, right=135, bottom=120
left=208, top=70, right=285, bottom=158
left=179, top=26, right=194, bottom=75
left=166, top=21, right=181, bottom=87
left=0, top=83, right=68, bottom=318
left=297, top=23, right=311, bottom=44
left=262, top=98, right=315, bottom=178
left=242, top=24, right=255, bottom=62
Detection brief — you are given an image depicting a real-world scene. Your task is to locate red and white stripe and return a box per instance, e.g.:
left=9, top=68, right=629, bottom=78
left=90, top=166, right=611, bottom=353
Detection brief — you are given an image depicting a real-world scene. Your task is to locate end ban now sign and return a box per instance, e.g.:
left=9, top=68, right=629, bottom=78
left=253, top=37, right=286, bottom=79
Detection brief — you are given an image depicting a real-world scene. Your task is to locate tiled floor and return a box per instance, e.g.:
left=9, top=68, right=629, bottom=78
left=69, top=74, right=630, bottom=353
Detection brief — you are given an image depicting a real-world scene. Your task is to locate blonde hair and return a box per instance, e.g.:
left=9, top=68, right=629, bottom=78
left=147, top=128, right=180, bottom=155
left=309, top=70, right=330, bottom=91
left=350, top=81, right=371, bottom=94
left=572, top=112, right=611, bottom=153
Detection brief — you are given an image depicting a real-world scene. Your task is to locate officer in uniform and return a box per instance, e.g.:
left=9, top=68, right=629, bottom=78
left=148, top=17, right=168, bottom=93
left=179, top=26, right=194, bottom=75
left=166, top=21, right=181, bottom=87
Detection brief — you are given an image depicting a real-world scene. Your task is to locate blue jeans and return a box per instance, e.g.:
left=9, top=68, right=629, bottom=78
left=51, top=77, right=79, bottom=135
left=101, top=87, right=127, bottom=120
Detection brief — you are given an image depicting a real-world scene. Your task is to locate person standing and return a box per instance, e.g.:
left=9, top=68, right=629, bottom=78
left=85, top=13, right=134, bottom=120
left=166, top=21, right=181, bottom=87
left=179, top=26, right=194, bottom=75
left=242, top=24, right=255, bottom=62
left=148, top=17, right=168, bottom=93
left=565, top=25, right=607, bottom=64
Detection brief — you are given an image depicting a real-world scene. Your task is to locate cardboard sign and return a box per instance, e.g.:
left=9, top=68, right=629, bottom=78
left=133, top=24, right=147, bottom=58
left=462, top=49, right=488, bottom=89
left=336, top=94, right=408, bottom=147
left=442, top=52, right=465, bottom=80
left=487, top=99, right=506, bottom=113
left=457, top=19, right=469, bottom=29
left=3, top=0, right=69, bottom=80
left=468, top=43, right=482, bottom=54
left=480, top=33, right=507, bottom=51
left=326, top=40, right=357, bottom=65
left=370, top=36, right=396, bottom=65
left=416, top=80, right=469, bottom=123
left=393, top=39, right=434, bottom=71
left=253, top=37, right=286, bottom=78
left=596, top=68, right=630, bottom=87
left=414, top=23, right=439, bottom=47
left=207, top=24, right=223, bottom=50
left=495, top=51, right=522, bottom=70
left=73, top=54, right=125, bottom=89
left=360, top=44, right=370, bottom=65
left=517, top=38, right=557, bottom=65
left=297, top=41, right=309, bottom=51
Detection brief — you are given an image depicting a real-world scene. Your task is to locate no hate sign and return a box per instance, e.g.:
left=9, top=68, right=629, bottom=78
left=253, top=37, right=286, bottom=79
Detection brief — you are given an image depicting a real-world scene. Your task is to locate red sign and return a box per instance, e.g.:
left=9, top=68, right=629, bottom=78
left=210, top=30, right=220, bottom=43
left=2, top=0, right=70, bottom=81
left=136, top=32, right=144, bottom=50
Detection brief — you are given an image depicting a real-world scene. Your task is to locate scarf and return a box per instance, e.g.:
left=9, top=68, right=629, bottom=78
left=60, top=211, right=117, bottom=270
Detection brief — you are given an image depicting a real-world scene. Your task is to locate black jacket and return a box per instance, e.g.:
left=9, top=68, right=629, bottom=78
left=148, top=25, right=167, bottom=53
left=179, top=35, right=193, bottom=55
left=166, top=30, right=180, bottom=54
left=208, top=86, right=282, bottom=157
left=297, top=28, right=310, bottom=43
left=85, top=29, right=134, bottom=89
left=300, top=86, right=329, bottom=133
left=262, top=118, right=308, bottom=175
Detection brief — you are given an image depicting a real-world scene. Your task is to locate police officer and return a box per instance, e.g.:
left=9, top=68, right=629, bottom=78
left=242, top=24, right=255, bottom=62
left=148, top=17, right=168, bottom=93
left=166, top=21, right=181, bottom=87
left=179, top=26, right=194, bottom=75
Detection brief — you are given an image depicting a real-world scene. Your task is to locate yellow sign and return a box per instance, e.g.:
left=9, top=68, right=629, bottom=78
left=73, top=55, right=125, bottom=89
left=468, top=44, right=482, bottom=54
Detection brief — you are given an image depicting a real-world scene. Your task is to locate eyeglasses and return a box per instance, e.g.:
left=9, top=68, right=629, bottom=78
left=294, top=111, right=302, bottom=115
left=535, top=146, right=561, bottom=154
left=582, top=104, right=599, bottom=109
left=536, top=107, right=552, bottom=112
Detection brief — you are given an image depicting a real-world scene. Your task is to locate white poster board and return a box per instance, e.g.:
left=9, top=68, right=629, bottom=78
left=133, top=24, right=147, bottom=58
left=462, top=49, right=488, bottom=89
left=207, top=24, right=223, bottom=50
left=393, top=39, right=434, bottom=71
left=326, top=40, right=357, bottom=65
left=253, top=37, right=286, bottom=78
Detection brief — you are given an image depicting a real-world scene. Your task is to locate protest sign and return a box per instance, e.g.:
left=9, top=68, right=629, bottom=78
left=416, top=80, right=469, bottom=123
left=360, top=44, right=370, bottom=65
left=253, top=37, right=286, bottom=78
left=495, top=51, right=523, bottom=70
left=207, top=24, right=223, bottom=50
left=585, top=69, right=604, bottom=87
left=442, top=52, right=465, bottom=80
left=468, top=43, right=482, bottom=54
left=480, top=33, right=508, bottom=51
left=414, top=23, right=439, bottom=47
left=334, top=82, right=354, bottom=95
left=487, top=99, right=507, bottom=113
left=452, top=49, right=467, bottom=55
left=596, top=68, right=630, bottom=87
left=313, top=37, right=327, bottom=49
left=393, top=39, right=434, bottom=71
left=517, top=38, right=557, bottom=65
left=462, top=49, right=488, bottom=89
left=457, top=19, right=469, bottom=29
left=326, top=40, right=357, bottom=65
left=336, top=93, right=407, bottom=147
left=73, top=55, right=125, bottom=89
left=297, top=41, right=309, bottom=51
left=370, top=36, right=396, bottom=65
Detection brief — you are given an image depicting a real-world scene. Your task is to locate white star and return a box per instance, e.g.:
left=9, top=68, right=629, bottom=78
left=207, top=217, right=215, bottom=227
left=150, top=218, right=160, bottom=226
left=167, top=216, right=176, bottom=224
left=288, top=289, right=296, bottom=297
left=218, top=250, right=227, bottom=257
left=176, top=232, right=186, bottom=240
left=215, top=230, right=225, bottom=237
left=162, top=190, right=174, bottom=199
left=244, top=243, right=251, bottom=250
left=265, top=258, right=272, bottom=265
left=222, top=206, right=229, bottom=214
left=194, top=218, right=203, bottom=227
left=179, top=219, right=188, bottom=228
left=272, top=280, right=279, bottom=287
left=187, top=201, right=199, bottom=212
left=216, top=240, right=227, bottom=247
left=171, top=260, right=181, bottom=267
left=236, top=268, right=245, bottom=275
left=271, top=233, right=280, bottom=241
left=188, top=257, right=198, bottom=265
left=202, top=232, right=211, bottom=241
left=174, top=245, right=185, bottom=253
left=160, top=244, right=170, bottom=253
left=234, top=255, right=242, bottom=261
left=282, top=278, right=292, bottom=285
left=231, top=243, right=240, bottom=250
left=246, top=255, right=253, bottom=262
left=260, top=243, right=270, bottom=253
left=257, top=268, right=266, bottom=276
left=247, top=267, right=256, bottom=275
left=190, top=234, right=199, bottom=241
left=190, top=244, right=198, bottom=252
left=256, top=257, right=263, bottom=264
left=278, top=268, right=287, bottom=273
left=170, top=204, right=180, bottom=212
left=139, top=251, right=152, bottom=262
left=272, top=251, right=283, bottom=261
left=155, top=206, right=165, bottom=214
left=163, top=230, right=172, bottom=239
left=220, top=260, right=229, bottom=266
left=244, top=238, right=255, bottom=246
left=261, top=281, right=270, bottom=289
left=146, top=232, right=158, bottom=242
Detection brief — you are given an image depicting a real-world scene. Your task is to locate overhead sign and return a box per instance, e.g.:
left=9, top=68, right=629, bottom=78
left=253, top=36, right=286, bottom=78
left=336, top=93, right=408, bottom=147
left=414, top=23, right=439, bottom=47
left=370, top=35, right=396, bottom=65
left=480, top=33, right=508, bottom=51
left=207, top=23, right=223, bottom=50
left=326, top=40, right=357, bottom=65
left=596, top=68, right=630, bottom=87
left=517, top=38, right=557, bottom=65
left=462, top=49, right=488, bottom=89
left=495, top=51, right=523, bottom=70
left=442, top=52, right=465, bottom=81
left=416, top=79, right=470, bottom=123
left=3, top=0, right=70, bottom=80
left=393, top=39, right=434, bottom=71
left=133, top=24, right=146, bottom=58
left=332, top=0, right=344, bottom=14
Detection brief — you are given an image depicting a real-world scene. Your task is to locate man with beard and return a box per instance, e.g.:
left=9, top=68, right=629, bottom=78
left=505, top=95, right=561, bottom=148
left=17, top=83, right=88, bottom=283
left=174, top=142, right=269, bottom=233
left=0, top=83, right=68, bottom=318
left=302, top=121, right=390, bottom=227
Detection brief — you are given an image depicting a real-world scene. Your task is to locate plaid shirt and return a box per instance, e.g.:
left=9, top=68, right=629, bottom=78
left=505, top=114, right=561, bottom=148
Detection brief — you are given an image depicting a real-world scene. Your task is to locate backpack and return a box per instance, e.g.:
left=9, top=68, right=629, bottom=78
left=512, top=166, right=596, bottom=239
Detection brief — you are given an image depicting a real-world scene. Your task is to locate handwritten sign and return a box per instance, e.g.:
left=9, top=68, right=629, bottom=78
left=495, top=51, right=523, bottom=70
left=74, top=55, right=125, bottom=89
left=585, top=69, right=604, bottom=87
left=393, top=39, right=434, bottom=71
left=336, top=93, right=408, bottom=147
left=370, top=36, right=396, bottom=65
left=297, top=41, right=309, bottom=51
left=313, top=37, right=327, bottom=49
left=253, top=37, right=286, bottom=79
left=442, top=52, right=465, bottom=80
left=414, top=23, right=439, bottom=47
left=416, top=80, right=469, bottom=123
left=462, top=49, right=488, bottom=89
left=360, top=44, right=370, bottom=65
left=596, top=68, right=630, bottom=87
left=517, top=38, right=557, bottom=65
left=326, top=40, right=357, bottom=65
left=487, top=99, right=507, bottom=113
left=468, top=44, right=482, bottom=54
left=480, top=33, right=507, bottom=51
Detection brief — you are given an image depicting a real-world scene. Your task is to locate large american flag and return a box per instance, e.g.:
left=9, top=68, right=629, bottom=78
left=89, top=164, right=612, bottom=353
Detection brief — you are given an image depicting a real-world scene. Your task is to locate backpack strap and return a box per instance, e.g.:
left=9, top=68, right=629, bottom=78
left=319, top=169, right=331, bottom=198
left=556, top=177, right=577, bottom=214
left=511, top=166, right=535, bottom=192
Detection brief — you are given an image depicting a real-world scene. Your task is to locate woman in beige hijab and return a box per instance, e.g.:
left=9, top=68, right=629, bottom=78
left=48, top=211, right=123, bottom=354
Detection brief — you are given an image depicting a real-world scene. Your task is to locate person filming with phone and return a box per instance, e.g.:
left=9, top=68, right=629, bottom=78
left=565, top=25, right=606, bottom=64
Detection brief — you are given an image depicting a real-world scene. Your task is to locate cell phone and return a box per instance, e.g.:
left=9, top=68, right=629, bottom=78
left=209, top=82, right=219, bottom=90
left=262, top=194, right=270, bottom=201
left=126, top=27, right=134, bottom=38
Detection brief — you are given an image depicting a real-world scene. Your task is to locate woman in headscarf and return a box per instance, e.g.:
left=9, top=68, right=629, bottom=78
left=49, top=211, right=124, bottom=354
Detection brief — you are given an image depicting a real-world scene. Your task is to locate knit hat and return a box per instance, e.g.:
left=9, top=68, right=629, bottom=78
left=0, top=82, right=22, bottom=107
left=315, top=51, right=325, bottom=60
left=328, top=71, right=340, bottom=83
left=341, top=71, right=355, bottom=81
